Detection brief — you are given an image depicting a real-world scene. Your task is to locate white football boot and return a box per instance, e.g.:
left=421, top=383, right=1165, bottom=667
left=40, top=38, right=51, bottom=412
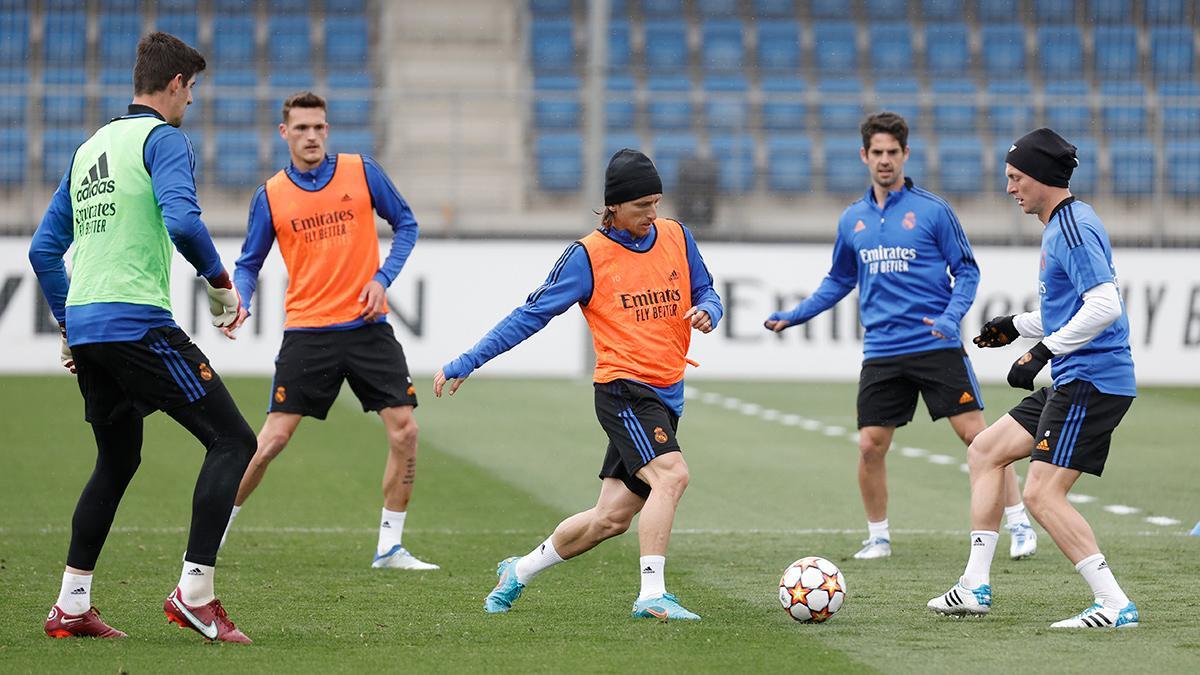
left=927, top=581, right=992, bottom=616
left=1051, top=601, right=1139, bottom=629
left=852, top=537, right=891, bottom=560
left=372, top=545, right=440, bottom=570
left=1008, top=523, right=1037, bottom=559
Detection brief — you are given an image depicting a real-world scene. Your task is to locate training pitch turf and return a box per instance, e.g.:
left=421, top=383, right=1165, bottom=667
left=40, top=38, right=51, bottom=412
left=1, top=375, right=1197, bottom=673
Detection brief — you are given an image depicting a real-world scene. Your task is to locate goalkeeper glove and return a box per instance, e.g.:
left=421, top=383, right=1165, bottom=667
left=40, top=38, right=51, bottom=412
left=59, top=324, right=75, bottom=374
left=1007, top=341, right=1053, bottom=391
left=206, top=271, right=241, bottom=329
left=974, top=315, right=1019, bottom=348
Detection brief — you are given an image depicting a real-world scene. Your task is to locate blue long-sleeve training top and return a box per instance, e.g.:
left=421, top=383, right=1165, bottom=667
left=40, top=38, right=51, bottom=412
left=233, top=153, right=419, bottom=331
left=28, top=105, right=225, bottom=346
left=442, top=223, right=723, bottom=416
left=770, top=178, right=980, bottom=360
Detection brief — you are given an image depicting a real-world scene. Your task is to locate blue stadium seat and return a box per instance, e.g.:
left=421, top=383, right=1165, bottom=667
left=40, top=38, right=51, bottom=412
left=212, top=69, right=259, bottom=126
left=327, top=95, right=372, bottom=128
left=760, top=77, right=807, bottom=131
left=608, top=20, right=631, bottom=70
left=813, top=22, right=858, bottom=74
left=99, top=13, right=142, bottom=67
left=823, top=135, right=866, bottom=193
left=325, top=0, right=367, bottom=13
left=986, top=79, right=1032, bottom=137
left=268, top=68, right=315, bottom=89
left=646, top=75, right=693, bottom=130
left=99, top=0, right=140, bottom=10
left=1159, top=82, right=1200, bottom=137
left=980, top=24, right=1025, bottom=77
left=810, top=0, right=846, bottom=18
left=921, top=0, right=964, bottom=20
left=1032, top=0, right=1074, bottom=22
left=0, top=88, right=23, bottom=124
left=931, top=80, right=976, bottom=134
left=1100, top=81, right=1147, bottom=136
left=43, top=128, right=88, bottom=184
left=757, top=23, right=801, bottom=72
left=703, top=75, right=748, bottom=130
left=268, top=16, right=311, bottom=65
left=0, top=11, right=30, bottom=65
left=752, top=0, right=794, bottom=18
left=100, top=67, right=131, bottom=120
left=696, top=0, right=738, bottom=17
left=642, top=0, right=684, bottom=16
left=904, top=138, right=928, bottom=184
left=332, top=129, right=374, bottom=155
left=605, top=75, right=636, bottom=130
left=215, top=131, right=262, bottom=187
left=534, top=75, right=581, bottom=130
left=818, top=78, right=863, bottom=132
left=701, top=20, right=744, bottom=72
left=1037, top=27, right=1082, bottom=79
left=213, top=0, right=257, bottom=11
left=605, top=132, right=642, bottom=164
left=325, top=16, right=370, bottom=68
left=868, top=24, right=914, bottom=76
left=155, top=12, right=199, bottom=47
left=649, top=132, right=698, bottom=191
left=1042, top=81, right=1093, bottom=137
left=1066, top=137, right=1097, bottom=195
left=1144, top=0, right=1188, bottom=23
left=327, top=70, right=372, bottom=89
left=975, top=0, right=1017, bottom=21
left=936, top=136, right=982, bottom=194
left=531, top=18, right=574, bottom=73
left=643, top=20, right=688, bottom=72
left=0, top=126, right=25, bottom=185
left=865, top=0, right=908, bottom=18
left=1108, top=139, right=1155, bottom=195
left=271, top=135, right=292, bottom=172
left=42, top=68, right=87, bottom=126
left=212, top=14, right=257, bottom=66
left=43, top=12, right=87, bottom=65
left=924, top=23, right=968, bottom=77
left=158, top=0, right=200, bottom=9
left=766, top=135, right=811, bottom=192
left=185, top=129, right=205, bottom=185
left=267, top=0, right=309, bottom=10
left=871, top=79, right=920, bottom=130
left=1165, top=141, right=1200, bottom=197
left=1089, top=0, right=1131, bottom=23
left=1093, top=27, right=1138, bottom=80
left=710, top=134, right=755, bottom=192
left=531, top=0, right=572, bottom=16
left=1151, top=27, right=1194, bottom=81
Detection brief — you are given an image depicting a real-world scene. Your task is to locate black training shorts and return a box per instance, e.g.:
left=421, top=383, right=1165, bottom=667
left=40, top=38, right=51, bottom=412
left=269, top=322, right=417, bottom=419
left=1009, top=380, right=1133, bottom=477
left=594, top=380, right=681, bottom=499
left=857, top=347, right=984, bottom=429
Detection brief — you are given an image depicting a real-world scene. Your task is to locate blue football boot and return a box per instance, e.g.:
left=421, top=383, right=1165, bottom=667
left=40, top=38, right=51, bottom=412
left=484, top=556, right=525, bottom=613
left=631, top=593, right=701, bottom=621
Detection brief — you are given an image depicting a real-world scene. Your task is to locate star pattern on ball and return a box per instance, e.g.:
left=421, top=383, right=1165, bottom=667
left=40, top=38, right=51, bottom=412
left=819, top=571, right=842, bottom=595
left=789, top=584, right=811, bottom=605
left=809, top=606, right=833, bottom=622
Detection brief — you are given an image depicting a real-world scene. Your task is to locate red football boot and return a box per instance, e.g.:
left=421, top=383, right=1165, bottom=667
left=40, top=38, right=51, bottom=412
left=163, top=587, right=251, bottom=644
left=44, top=605, right=127, bottom=638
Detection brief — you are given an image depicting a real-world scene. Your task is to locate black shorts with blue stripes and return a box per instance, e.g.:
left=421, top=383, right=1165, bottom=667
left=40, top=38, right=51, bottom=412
left=594, top=379, right=681, bottom=499
left=1010, top=380, right=1133, bottom=477
left=857, top=346, right=984, bottom=429
left=72, top=326, right=225, bottom=424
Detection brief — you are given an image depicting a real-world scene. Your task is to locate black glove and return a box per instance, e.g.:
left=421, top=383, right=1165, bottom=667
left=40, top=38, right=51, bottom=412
left=973, top=315, right=1019, bottom=348
left=1007, top=341, right=1053, bottom=390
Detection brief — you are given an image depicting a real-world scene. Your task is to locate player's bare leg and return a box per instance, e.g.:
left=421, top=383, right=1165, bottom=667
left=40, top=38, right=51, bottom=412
left=855, top=425, right=895, bottom=559
left=218, top=412, right=301, bottom=549
left=372, top=405, right=437, bottom=569
left=631, top=452, right=698, bottom=619
left=950, top=410, right=1036, bottom=558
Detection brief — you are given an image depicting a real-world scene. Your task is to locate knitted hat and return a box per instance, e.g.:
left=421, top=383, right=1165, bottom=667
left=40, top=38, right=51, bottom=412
left=1006, top=128, right=1078, bottom=188
left=604, top=149, right=662, bottom=205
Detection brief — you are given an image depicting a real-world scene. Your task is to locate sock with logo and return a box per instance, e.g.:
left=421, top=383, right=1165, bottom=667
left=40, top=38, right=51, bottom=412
left=377, top=508, right=406, bottom=556
left=57, top=571, right=93, bottom=615
left=1004, top=502, right=1032, bottom=529
left=514, top=535, right=565, bottom=584
left=1076, top=553, right=1130, bottom=610
left=179, top=561, right=215, bottom=607
left=637, top=555, right=667, bottom=601
left=219, top=505, right=241, bottom=550
left=961, top=530, right=998, bottom=589
left=867, top=519, right=890, bottom=542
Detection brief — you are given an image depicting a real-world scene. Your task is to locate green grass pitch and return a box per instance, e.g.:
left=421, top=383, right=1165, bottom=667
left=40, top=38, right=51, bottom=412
left=1, top=375, right=1198, bottom=673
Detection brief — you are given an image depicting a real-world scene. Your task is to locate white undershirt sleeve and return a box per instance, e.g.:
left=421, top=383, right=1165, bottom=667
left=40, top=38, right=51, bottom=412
left=1040, top=282, right=1123, bottom=356
left=1013, top=311, right=1043, bottom=339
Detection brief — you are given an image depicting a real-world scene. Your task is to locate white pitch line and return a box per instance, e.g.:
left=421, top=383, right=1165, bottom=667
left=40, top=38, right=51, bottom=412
left=801, top=420, right=823, bottom=431
left=722, top=398, right=743, bottom=410
left=1067, top=494, right=1097, bottom=504
left=900, top=446, right=929, bottom=458
left=959, top=463, right=971, bottom=473
left=1104, top=504, right=1141, bottom=516
left=1144, top=516, right=1181, bottom=526
left=759, top=409, right=781, bottom=421
left=700, top=392, right=721, bottom=405
left=780, top=414, right=802, bottom=426
left=823, top=426, right=847, bottom=436
left=927, top=454, right=957, bottom=465
left=739, top=402, right=762, bottom=415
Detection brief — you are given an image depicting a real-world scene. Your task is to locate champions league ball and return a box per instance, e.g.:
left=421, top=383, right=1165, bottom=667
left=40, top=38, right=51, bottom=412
left=778, top=556, right=847, bottom=623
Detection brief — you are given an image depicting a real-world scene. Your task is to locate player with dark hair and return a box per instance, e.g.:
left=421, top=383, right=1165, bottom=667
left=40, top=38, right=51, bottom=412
left=220, top=92, right=435, bottom=571
left=29, top=32, right=255, bottom=642
left=929, top=128, right=1139, bottom=629
left=434, top=149, right=723, bottom=620
left=763, top=112, right=1035, bottom=561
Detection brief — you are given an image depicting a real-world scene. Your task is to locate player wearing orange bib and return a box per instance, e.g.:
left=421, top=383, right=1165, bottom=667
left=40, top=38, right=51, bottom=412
left=222, top=92, right=436, bottom=570
left=435, top=149, right=723, bottom=620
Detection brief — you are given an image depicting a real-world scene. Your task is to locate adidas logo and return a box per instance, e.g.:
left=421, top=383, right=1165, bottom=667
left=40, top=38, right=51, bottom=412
left=381, top=521, right=392, bottom=528
left=342, top=193, right=353, bottom=202
left=81, top=152, right=110, bottom=185
left=186, top=567, right=204, bottom=576
left=1098, top=561, right=1108, bottom=570
left=642, top=566, right=655, bottom=574
left=75, top=152, right=116, bottom=201
left=972, top=537, right=984, bottom=546
left=540, top=544, right=546, bottom=554
left=959, top=391, right=975, bottom=405
left=70, top=586, right=87, bottom=595
left=668, top=270, right=679, bottom=281
left=1036, top=439, right=1050, bottom=451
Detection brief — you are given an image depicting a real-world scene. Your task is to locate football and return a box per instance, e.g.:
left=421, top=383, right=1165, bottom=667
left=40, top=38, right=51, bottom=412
left=778, top=556, right=847, bottom=623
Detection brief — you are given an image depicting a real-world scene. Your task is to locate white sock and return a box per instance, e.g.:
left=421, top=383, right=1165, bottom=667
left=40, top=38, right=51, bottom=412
left=377, top=508, right=406, bottom=556
left=1076, top=553, right=1130, bottom=610
left=961, top=530, right=998, bottom=589
left=637, top=555, right=667, bottom=601
left=57, top=572, right=92, bottom=615
left=867, top=519, right=890, bottom=542
left=178, top=561, right=215, bottom=606
left=220, top=505, right=241, bottom=550
left=514, top=536, right=565, bottom=584
left=1004, top=502, right=1032, bottom=529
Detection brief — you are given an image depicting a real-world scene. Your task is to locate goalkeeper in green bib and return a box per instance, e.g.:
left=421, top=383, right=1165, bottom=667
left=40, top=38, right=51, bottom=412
left=29, top=33, right=256, bottom=643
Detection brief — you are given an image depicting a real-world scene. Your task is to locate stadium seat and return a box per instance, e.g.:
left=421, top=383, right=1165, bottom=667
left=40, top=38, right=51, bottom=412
left=757, top=23, right=801, bottom=73
left=975, top=0, right=1018, bottom=21
left=1065, top=136, right=1097, bottom=195
left=702, top=75, right=749, bottom=130
left=608, top=20, right=632, bottom=70
left=534, top=75, right=581, bottom=130
left=985, top=79, right=1032, bottom=137
left=530, top=18, right=574, bottom=73
left=0, top=88, right=23, bottom=124
left=185, top=129, right=205, bottom=185
left=1088, top=0, right=1131, bottom=23
left=1100, top=81, right=1147, bottom=136
left=214, top=0, right=257, bottom=11
left=752, top=0, right=795, bottom=18
left=605, top=131, right=642, bottom=163
left=1150, top=27, right=1194, bottom=81
left=215, top=131, right=263, bottom=187
left=99, top=13, right=142, bottom=67
left=871, top=79, right=920, bottom=130
left=649, top=132, right=698, bottom=190
left=268, top=0, right=310, bottom=10
left=710, top=134, right=755, bottom=192
left=1165, top=141, right=1200, bottom=197
left=268, top=16, right=312, bottom=65
left=643, top=20, right=689, bottom=72
left=865, top=0, right=908, bottom=18
left=332, top=129, right=374, bottom=155
left=212, top=69, right=259, bottom=126
left=921, top=0, right=964, bottom=20
left=158, top=0, right=200, bottom=9
left=813, top=22, right=858, bottom=74
left=0, top=11, right=29, bottom=65
left=531, top=0, right=572, bottom=16
left=810, top=0, right=846, bottom=18
left=696, top=0, right=738, bottom=17
left=904, top=138, right=928, bottom=184
left=1032, top=0, right=1074, bottom=22
left=100, top=67, right=132, bottom=121
left=701, top=20, right=745, bottom=72
left=155, top=12, right=199, bottom=47
left=868, top=24, right=914, bottom=76
left=98, top=0, right=140, bottom=10
left=212, top=14, right=258, bottom=66
left=1042, top=81, right=1093, bottom=137
left=327, top=69, right=372, bottom=89
left=823, top=135, right=866, bottom=193
left=1037, top=26, right=1082, bottom=79
left=325, top=0, right=367, bottom=13
left=766, top=135, right=812, bottom=192
left=0, top=127, right=25, bottom=185
left=268, top=68, right=315, bottom=89
left=1144, top=0, right=1188, bottom=23
left=1108, top=139, right=1155, bottom=195
left=980, top=24, right=1025, bottom=77
left=326, top=70, right=372, bottom=127
left=325, top=16, right=370, bottom=68
left=42, top=68, right=87, bottom=126
left=43, top=12, right=87, bottom=65
left=642, top=0, right=684, bottom=17
left=605, top=75, right=636, bottom=130
left=760, top=77, right=807, bottom=131
left=924, top=23, right=969, bottom=77
left=818, top=78, right=863, bottom=132
left=42, top=128, right=89, bottom=184
left=646, top=75, right=693, bottom=130
left=936, top=136, right=982, bottom=194
left=930, top=80, right=976, bottom=134
left=1093, top=27, right=1138, bottom=80
left=1159, top=82, right=1200, bottom=137
left=271, top=135, right=292, bottom=172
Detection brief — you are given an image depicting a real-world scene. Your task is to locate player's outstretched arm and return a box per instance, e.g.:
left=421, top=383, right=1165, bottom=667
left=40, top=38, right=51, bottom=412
left=764, top=224, right=857, bottom=333
left=433, top=368, right=465, bottom=398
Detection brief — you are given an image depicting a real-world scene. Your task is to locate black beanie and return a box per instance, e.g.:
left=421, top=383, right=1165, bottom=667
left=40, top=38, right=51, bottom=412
left=1006, top=128, right=1078, bottom=188
left=604, top=149, right=662, bottom=205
